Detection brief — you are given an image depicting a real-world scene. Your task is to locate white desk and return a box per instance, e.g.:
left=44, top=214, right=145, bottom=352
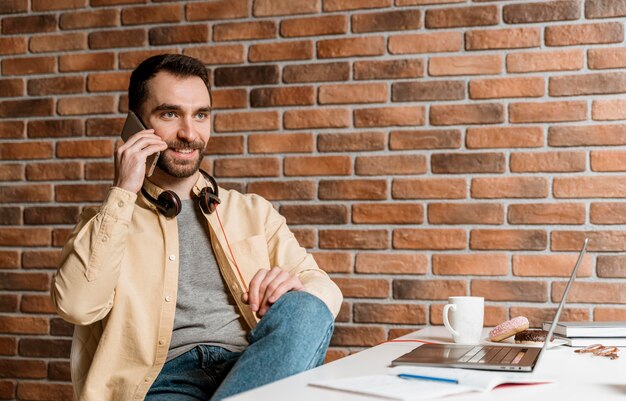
left=225, top=326, right=626, bottom=401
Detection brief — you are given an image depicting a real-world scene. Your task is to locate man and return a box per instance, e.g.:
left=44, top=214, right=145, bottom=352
left=51, top=54, right=343, bottom=401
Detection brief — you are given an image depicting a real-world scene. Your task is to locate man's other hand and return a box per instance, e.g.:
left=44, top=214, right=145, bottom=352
left=242, top=267, right=304, bottom=318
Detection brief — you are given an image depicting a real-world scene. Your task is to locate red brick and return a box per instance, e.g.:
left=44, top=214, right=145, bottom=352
left=320, top=229, right=388, bottom=249
left=592, top=202, right=626, bottom=225
left=332, top=278, right=389, bottom=299
left=149, top=24, right=208, bottom=45
left=284, top=109, right=349, bottom=129
left=545, top=22, right=623, bottom=46
left=353, top=10, right=420, bottom=32
left=589, top=150, right=625, bottom=172
left=283, top=62, right=349, bottom=83
left=212, top=89, right=247, bottom=109
left=57, top=95, right=116, bottom=116
left=510, top=307, right=589, bottom=328
left=318, top=36, right=385, bottom=58
left=593, top=99, right=626, bottom=121
left=467, top=126, right=543, bottom=149
left=434, top=253, right=507, bottom=276
left=472, top=280, right=548, bottom=302
left=0, top=295, right=18, bottom=312
left=589, top=47, right=626, bottom=70
left=30, top=32, right=86, bottom=52
left=204, top=136, right=243, bottom=155
left=280, top=205, right=348, bottom=225
left=85, top=162, right=114, bottom=180
left=28, top=76, right=83, bottom=96
left=0, top=78, right=24, bottom=97
left=470, top=229, right=547, bottom=250
left=429, top=54, right=502, bottom=76
left=393, top=228, right=466, bottom=250
left=509, top=100, right=587, bottom=123
left=0, top=207, right=20, bottom=225
left=426, top=5, right=498, bottom=28
left=48, top=361, right=71, bottom=381
left=557, top=71, right=626, bottom=97
left=22, top=250, right=62, bottom=269
left=552, top=231, right=626, bottom=252
left=389, top=32, right=462, bottom=54
left=554, top=176, right=626, bottom=198
left=320, top=83, right=387, bottom=104
left=118, top=48, right=178, bottom=69
left=503, top=0, right=580, bottom=23
left=87, top=71, right=131, bottom=92
left=53, top=229, right=74, bottom=247
left=553, top=282, right=626, bottom=304
left=246, top=181, right=315, bottom=200
left=0, top=316, right=48, bottom=334
left=0, top=185, right=52, bottom=202
left=5, top=15, right=57, bottom=35
left=355, top=59, right=423, bottom=80
left=355, top=253, right=427, bottom=274
left=507, top=49, right=584, bottom=73
left=186, top=0, right=248, bottom=21
left=88, top=28, right=145, bottom=49
left=312, top=252, right=352, bottom=274
left=214, top=65, right=279, bottom=87
left=0, top=251, right=20, bottom=269
left=19, top=338, right=71, bottom=358
left=121, top=4, right=182, bottom=25
left=428, top=203, right=504, bottom=224
left=50, top=317, right=73, bottom=336
left=330, top=325, right=386, bottom=347
left=59, top=52, right=115, bottom=72
left=0, top=164, right=24, bottom=181
left=213, top=21, right=275, bottom=42
left=249, top=40, right=312, bottom=62
left=513, top=254, right=593, bottom=277
left=549, top=124, right=626, bottom=147
left=250, top=86, right=315, bottom=107
left=0, top=0, right=28, bottom=14
left=470, top=77, right=544, bottom=99
left=26, top=162, right=82, bottom=181
left=430, top=103, right=504, bottom=125
left=509, top=203, right=585, bottom=225
left=392, top=178, right=466, bottom=199
left=214, top=157, right=279, bottom=178
left=393, top=80, right=464, bottom=102
left=0, top=36, right=27, bottom=55
left=24, top=206, right=79, bottom=225
left=86, top=117, right=124, bottom=137
left=254, top=0, right=319, bottom=16
left=0, top=121, right=24, bottom=139
left=595, top=308, right=626, bottom=321
left=214, top=111, right=279, bottom=133
left=0, top=142, right=52, bottom=160
left=355, top=155, right=426, bottom=176
left=389, top=129, right=461, bottom=150
left=281, top=15, right=347, bottom=37
left=0, top=359, right=47, bottom=379
left=284, top=155, right=351, bottom=176
left=318, top=132, right=385, bottom=152
left=394, top=279, right=467, bottom=300
left=355, top=106, right=425, bottom=127
left=352, top=203, right=423, bottom=224
left=20, top=295, right=55, bottom=314
left=432, top=152, right=505, bottom=174
left=55, top=184, right=109, bottom=202
left=471, top=177, right=549, bottom=198
left=586, top=0, right=626, bottom=18
left=324, top=0, right=391, bottom=11
left=183, top=45, right=245, bottom=66
left=2, top=56, right=55, bottom=75
left=248, top=133, right=314, bottom=153
left=318, top=179, right=387, bottom=200
left=16, top=382, right=74, bottom=401
left=59, top=8, right=118, bottom=29
left=355, top=303, right=426, bottom=324
left=597, top=255, right=626, bottom=278
left=0, top=99, right=54, bottom=118
left=32, top=0, right=86, bottom=10
left=466, top=27, right=540, bottom=50
left=0, top=337, right=16, bottom=355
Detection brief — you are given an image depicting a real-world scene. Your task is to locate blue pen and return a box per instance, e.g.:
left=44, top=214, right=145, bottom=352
left=398, top=373, right=459, bottom=384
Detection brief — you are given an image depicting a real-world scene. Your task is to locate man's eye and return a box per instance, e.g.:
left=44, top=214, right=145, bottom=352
left=196, top=113, right=208, bottom=120
left=162, top=111, right=176, bottom=118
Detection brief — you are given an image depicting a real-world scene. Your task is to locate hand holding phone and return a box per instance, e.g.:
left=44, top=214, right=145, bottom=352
left=115, top=111, right=167, bottom=193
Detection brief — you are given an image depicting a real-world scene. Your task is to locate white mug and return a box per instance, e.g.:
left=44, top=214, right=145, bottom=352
left=442, top=296, right=484, bottom=345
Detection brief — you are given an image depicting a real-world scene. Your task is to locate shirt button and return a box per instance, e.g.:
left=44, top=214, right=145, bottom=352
left=165, top=295, right=172, bottom=302
left=101, top=236, right=108, bottom=243
left=168, top=255, right=176, bottom=261
left=144, top=378, right=150, bottom=383
left=118, top=201, right=125, bottom=208
left=159, top=340, right=165, bottom=345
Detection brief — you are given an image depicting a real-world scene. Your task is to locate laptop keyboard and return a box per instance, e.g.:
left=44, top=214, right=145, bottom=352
left=459, top=346, right=527, bottom=365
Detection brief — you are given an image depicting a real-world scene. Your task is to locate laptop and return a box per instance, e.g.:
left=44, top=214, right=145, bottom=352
left=392, top=238, right=589, bottom=372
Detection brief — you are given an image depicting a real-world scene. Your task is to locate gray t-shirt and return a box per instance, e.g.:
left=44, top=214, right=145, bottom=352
left=167, top=199, right=248, bottom=362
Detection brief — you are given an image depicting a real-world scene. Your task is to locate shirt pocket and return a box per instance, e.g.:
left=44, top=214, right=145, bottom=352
left=230, top=234, right=271, bottom=284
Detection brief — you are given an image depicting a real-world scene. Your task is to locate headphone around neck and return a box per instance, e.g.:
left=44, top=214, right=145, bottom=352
left=140, top=169, right=221, bottom=218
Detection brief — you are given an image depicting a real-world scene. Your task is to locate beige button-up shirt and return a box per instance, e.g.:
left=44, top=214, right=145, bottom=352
left=51, top=175, right=343, bottom=401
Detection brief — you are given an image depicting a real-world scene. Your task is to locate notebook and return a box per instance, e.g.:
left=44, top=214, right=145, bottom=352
left=392, top=238, right=589, bottom=372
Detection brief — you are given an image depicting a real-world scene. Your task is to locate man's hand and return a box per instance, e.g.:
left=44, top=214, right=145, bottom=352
left=114, top=130, right=167, bottom=193
left=242, top=267, right=304, bottom=318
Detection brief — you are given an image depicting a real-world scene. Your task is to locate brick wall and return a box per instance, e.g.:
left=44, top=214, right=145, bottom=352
left=1, top=0, right=626, bottom=399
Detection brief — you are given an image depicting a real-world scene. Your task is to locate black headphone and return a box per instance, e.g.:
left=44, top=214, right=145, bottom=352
left=140, top=169, right=221, bottom=218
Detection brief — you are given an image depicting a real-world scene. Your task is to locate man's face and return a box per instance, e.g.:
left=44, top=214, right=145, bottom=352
left=139, top=71, right=211, bottom=178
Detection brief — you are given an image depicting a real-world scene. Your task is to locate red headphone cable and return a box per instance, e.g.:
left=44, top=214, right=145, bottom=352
left=215, top=206, right=249, bottom=293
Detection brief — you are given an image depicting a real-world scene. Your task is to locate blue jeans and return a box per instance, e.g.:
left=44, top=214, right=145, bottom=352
left=145, top=291, right=334, bottom=401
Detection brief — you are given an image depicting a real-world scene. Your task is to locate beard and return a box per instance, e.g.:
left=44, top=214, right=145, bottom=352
left=156, top=139, right=206, bottom=178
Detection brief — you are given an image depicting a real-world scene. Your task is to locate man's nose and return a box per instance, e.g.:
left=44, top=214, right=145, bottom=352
left=177, top=117, right=196, bottom=141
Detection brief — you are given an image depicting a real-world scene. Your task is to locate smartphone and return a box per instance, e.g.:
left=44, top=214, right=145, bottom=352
left=121, top=111, right=160, bottom=177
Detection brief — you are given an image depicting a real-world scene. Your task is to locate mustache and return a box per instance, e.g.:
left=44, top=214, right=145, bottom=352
left=164, top=140, right=205, bottom=150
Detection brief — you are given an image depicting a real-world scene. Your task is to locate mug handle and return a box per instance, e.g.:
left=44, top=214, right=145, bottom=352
left=443, top=304, right=460, bottom=338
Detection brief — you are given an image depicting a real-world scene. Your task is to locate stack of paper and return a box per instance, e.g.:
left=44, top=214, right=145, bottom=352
left=542, top=321, right=626, bottom=347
